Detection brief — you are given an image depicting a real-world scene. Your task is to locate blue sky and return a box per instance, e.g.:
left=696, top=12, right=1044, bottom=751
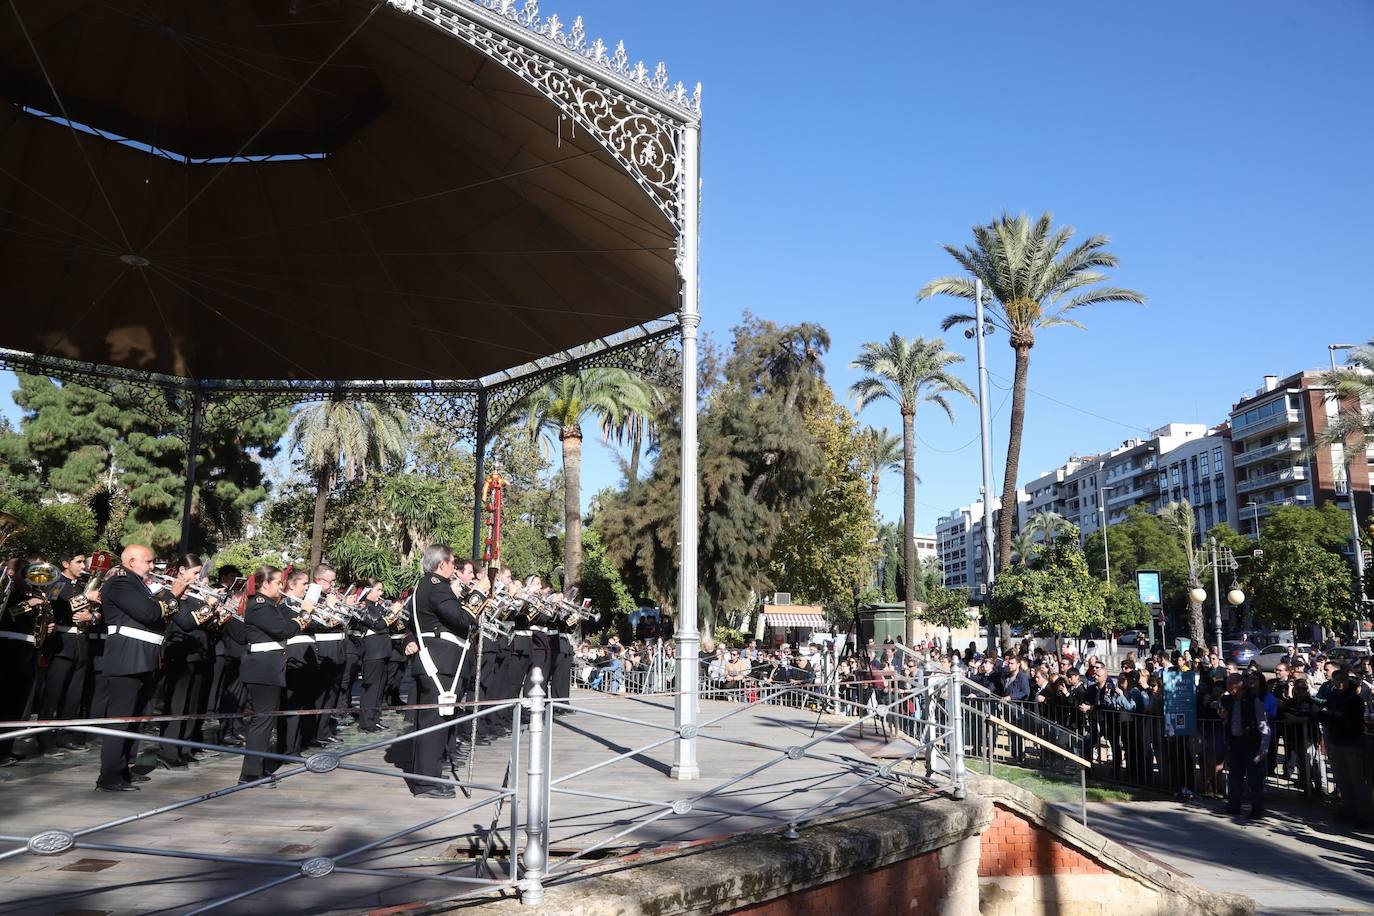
left=5, top=0, right=1373, bottom=534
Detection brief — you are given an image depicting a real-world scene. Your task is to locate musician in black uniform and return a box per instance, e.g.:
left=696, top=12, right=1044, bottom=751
left=281, top=570, right=318, bottom=757
left=0, top=556, right=47, bottom=767
left=156, top=554, right=214, bottom=768
left=548, top=594, right=577, bottom=705
left=207, top=565, right=247, bottom=746
left=238, top=565, right=309, bottom=784
left=405, top=544, right=477, bottom=798
left=95, top=544, right=192, bottom=792
left=38, top=552, right=98, bottom=753
left=343, top=582, right=370, bottom=729
left=356, top=581, right=393, bottom=733
left=308, top=563, right=347, bottom=745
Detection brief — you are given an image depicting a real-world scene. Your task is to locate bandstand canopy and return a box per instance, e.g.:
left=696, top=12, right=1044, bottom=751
left=0, top=0, right=697, bottom=391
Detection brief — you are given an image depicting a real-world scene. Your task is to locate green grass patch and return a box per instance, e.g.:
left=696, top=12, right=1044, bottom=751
left=986, top=762, right=1152, bottom=803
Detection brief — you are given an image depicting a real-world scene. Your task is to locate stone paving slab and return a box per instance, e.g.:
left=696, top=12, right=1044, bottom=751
left=0, top=692, right=915, bottom=914
left=1074, top=799, right=1374, bottom=915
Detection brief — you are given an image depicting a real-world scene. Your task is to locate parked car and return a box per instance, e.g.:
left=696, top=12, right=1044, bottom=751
left=1330, top=645, right=1372, bottom=664
left=1255, top=643, right=1312, bottom=673
left=1117, top=630, right=1149, bottom=649
left=1222, top=640, right=1260, bottom=666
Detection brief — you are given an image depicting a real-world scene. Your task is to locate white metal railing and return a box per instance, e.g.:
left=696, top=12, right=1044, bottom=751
left=1233, top=437, right=1305, bottom=467
left=1236, top=465, right=1306, bottom=494
left=1, top=668, right=966, bottom=910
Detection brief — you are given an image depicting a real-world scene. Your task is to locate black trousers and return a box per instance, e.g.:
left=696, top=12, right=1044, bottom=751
left=548, top=637, right=572, bottom=702
left=283, top=661, right=315, bottom=754
left=80, top=644, right=104, bottom=717
left=38, top=650, right=86, bottom=747
left=405, top=669, right=469, bottom=792
left=315, top=657, right=344, bottom=740
left=208, top=654, right=245, bottom=737
left=159, top=657, right=205, bottom=761
left=0, top=640, right=37, bottom=758
left=98, top=672, right=157, bottom=785
left=385, top=652, right=406, bottom=705
left=529, top=633, right=552, bottom=693
left=241, top=682, right=284, bottom=780
left=358, top=657, right=387, bottom=731
left=343, top=648, right=363, bottom=722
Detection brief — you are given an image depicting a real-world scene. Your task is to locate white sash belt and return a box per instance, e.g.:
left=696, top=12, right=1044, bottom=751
left=287, top=635, right=314, bottom=645
left=250, top=641, right=285, bottom=652
left=417, top=631, right=468, bottom=648
left=57, top=626, right=82, bottom=634
left=108, top=625, right=164, bottom=646
left=314, top=633, right=345, bottom=642
left=0, top=631, right=35, bottom=644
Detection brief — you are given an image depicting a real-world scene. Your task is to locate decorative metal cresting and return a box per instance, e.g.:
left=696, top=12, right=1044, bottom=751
left=388, top=0, right=701, bottom=229
left=0, top=671, right=967, bottom=910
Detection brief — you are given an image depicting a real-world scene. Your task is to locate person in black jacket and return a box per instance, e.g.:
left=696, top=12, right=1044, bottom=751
left=356, top=581, right=394, bottom=733
left=0, top=555, right=49, bottom=767
left=307, top=563, right=347, bottom=746
left=155, top=554, right=215, bottom=769
left=37, top=552, right=98, bottom=754
left=238, top=566, right=309, bottom=784
left=405, top=544, right=477, bottom=798
left=94, top=544, right=192, bottom=792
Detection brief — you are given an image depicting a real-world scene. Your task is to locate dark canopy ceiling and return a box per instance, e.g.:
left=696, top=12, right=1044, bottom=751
left=0, top=0, right=680, bottom=383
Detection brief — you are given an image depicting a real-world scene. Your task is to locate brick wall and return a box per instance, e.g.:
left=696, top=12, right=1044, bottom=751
left=726, top=847, right=948, bottom=916
left=978, top=806, right=1106, bottom=878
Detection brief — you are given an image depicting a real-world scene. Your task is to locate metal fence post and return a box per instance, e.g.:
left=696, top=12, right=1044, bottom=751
left=520, top=668, right=547, bottom=906
left=945, top=670, right=965, bottom=799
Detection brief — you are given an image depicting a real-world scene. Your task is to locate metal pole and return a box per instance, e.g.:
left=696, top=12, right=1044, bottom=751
left=1329, top=346, right=1368, bottom=622
left=974, top=279, right=996, bottom=653
left=178, top=386, right=204, bottom=557
left=520, top=668, right=547, bottom=906
left=673, top=121, right=702, bottom=781
left=472, top=390, right=488, bottom=564
left=1098, top=486, right=1111, bottom=581
left=1211, top=536, right=1224, bottom=653
left=945, top=670, right=965, bottom=799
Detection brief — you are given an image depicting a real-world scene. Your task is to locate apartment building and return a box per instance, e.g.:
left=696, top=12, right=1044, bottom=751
left=936, top=494, right=1027, bottom=595
left=914, top=533, right=937, bottom=565
left=1156, top=426, right=1238, bottom=542
left=1019, top=456, right=1095, bottom=533
left=1229, top=372, right=1372, bottom=535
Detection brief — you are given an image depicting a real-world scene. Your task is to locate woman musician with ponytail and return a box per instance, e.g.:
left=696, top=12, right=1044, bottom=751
left=238, top=566, right=311, bottom=785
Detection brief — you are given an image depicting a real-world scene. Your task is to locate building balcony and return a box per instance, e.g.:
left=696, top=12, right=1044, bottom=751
left=1106, top=479, right=1160, bottom=506
left=1236, top=466, right=1307, bottom=495
left=1250, top=493, right=1312, bottom=516
left=1232, top=408, right=1302, bottom=441
left=1233, top=437, right=1305, bottom=468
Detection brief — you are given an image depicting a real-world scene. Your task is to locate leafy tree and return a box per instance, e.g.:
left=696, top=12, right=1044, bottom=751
left=858, top=426, right=904, bottom=506
left=769, top=402, right=879, bottom=621
left=920, top=584, right=973, bottom=638
left=1084, top=505, right=1190, bottom=619
left=1010, top=531, right=1039, bottom=568
left=0, top=496, right=97, bottom=561
left=988, top=528, right=1104, bottom=636
left=288, top=399, right=408, bottom=567
left=1158, top=500, right=1206, bottom=645
left=521, top=368, right=653, bottom=590
left=1101, top=582, right=1149, bottom=631
left=1314, top=337, right=1374, bottom=454
left=1250, top=541, right=1354, bottom=632
left=850, top=335, right=973, bottom=622
left=1027, top=510, right=1070, bottom=542
left=0, top=374, right=287, bottom=552
left=577, top=528, right=636, bottom=635
left=919, top=212, right=1145, bottom=577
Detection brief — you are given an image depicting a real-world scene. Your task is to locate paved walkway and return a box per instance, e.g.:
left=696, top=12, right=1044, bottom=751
left=0, top=691, right=926, bottom=915
left=1080, top=798, right=1374, bottom=914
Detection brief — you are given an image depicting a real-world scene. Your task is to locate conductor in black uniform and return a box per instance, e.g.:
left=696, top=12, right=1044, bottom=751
left=238, top=565, right=309, bottom=784
left=95, top=544, right=192, bottom=792
left=405, top=543, right=477, bottom=798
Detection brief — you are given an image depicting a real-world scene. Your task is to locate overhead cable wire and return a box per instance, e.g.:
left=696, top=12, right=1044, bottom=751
left=987, top=370, right=1151, bottom=434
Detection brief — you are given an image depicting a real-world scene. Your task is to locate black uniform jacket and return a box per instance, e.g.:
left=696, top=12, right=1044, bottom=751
left=411, top=575, right=476, bottom=678
left=240, top=595, right=304, bottom=687
left=360, top=600, right=394, bottom=662
left=99, top=573, right=170, bottom=677
left=43, top=576, right=85, bottom=660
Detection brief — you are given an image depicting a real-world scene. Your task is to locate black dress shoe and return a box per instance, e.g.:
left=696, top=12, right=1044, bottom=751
left=130, top=773, right=151, bottom=783
left=412, top=785, right=456, bottom=799
left=96, top=781, right=139, bottom=792
left=0, top=754, right=19, bottom=767
left=156, top=757, right=188, bottom=770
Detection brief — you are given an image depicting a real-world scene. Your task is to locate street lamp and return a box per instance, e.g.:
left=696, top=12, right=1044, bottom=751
left=1097, top=484, right=1116, bottom=582
left=1197, top=537, right=1263, bottom=653
left=1243, top=501, right=1263, bottom=539
left=968, top=278, right=997, bottom=651
left=1328, top=344, right=1369, bottom=620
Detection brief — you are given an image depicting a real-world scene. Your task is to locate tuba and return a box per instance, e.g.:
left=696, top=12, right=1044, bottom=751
left=20, top=561, right=59, bottom=641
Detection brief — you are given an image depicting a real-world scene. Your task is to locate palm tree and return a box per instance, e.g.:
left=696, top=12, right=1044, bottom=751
left=918, top=212, right=1145, bottom=576
left=1027, top=510, right=1070, bottom=542
left=524, top=368, right=653, bottom=589
left=767, top=322, right=831, bottom=413
left=1009, top=531, right=1039, bottom=568
left=851, top=335, right=974, bottom=619
left=290, top=399, right=409, bottom=567
left=859, top=426, right=905, bottom=505
left=600, top=377, right=667, bottom=493
left=1159, top=500, right=1206, bottom=645
left=1316, top=337, right=1374, bottom=454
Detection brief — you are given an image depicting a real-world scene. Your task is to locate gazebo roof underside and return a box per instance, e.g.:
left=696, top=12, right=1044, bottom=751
left=0, top=0, right=681, bottom=390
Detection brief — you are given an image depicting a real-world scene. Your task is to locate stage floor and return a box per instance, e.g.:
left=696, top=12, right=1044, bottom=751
left=0, top=690, right=923, bottom=915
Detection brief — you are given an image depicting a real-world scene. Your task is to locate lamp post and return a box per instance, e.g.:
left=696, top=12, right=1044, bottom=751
left=966, top=279, right=997, bottom=651
left=1198, top=537, right=1262, bottom=653
left=1243, top=501, right=1263, bottom=539
left=1097, top=484, right=1116, bottom=582
left=1328, top=344, right=1369, bottom=622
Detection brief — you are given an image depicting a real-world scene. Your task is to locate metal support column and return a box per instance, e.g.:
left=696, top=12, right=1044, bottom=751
left=673, top=121, right=702, bottom=781
left=973, top=279, right=997, bottom=652
left=178, top=386, right=204, bottom=557
left=945, top=670, right=965, bottom=799
left=472, top=390, right=488, bottom=564
left=520, top=668, right=547, bottom=905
